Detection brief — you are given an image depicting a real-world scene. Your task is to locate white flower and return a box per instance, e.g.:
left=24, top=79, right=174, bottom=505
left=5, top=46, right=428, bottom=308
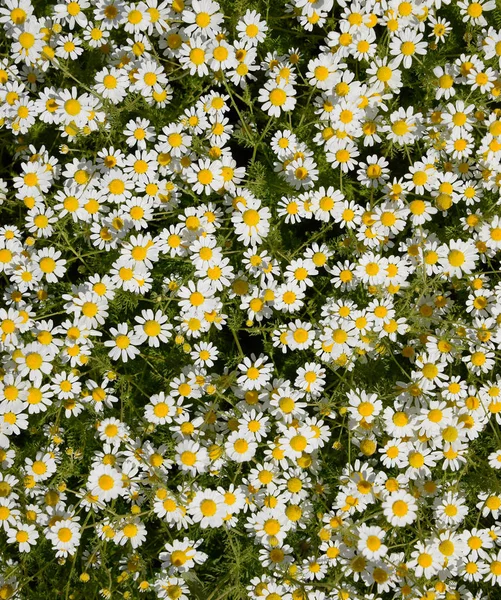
left=104, top=324, right=142, bottom=362
left=87, top=465, right=124, bottom=502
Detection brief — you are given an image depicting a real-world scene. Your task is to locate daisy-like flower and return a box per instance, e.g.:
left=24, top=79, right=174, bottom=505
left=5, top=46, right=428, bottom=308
left=186, top=159, right=223, bottom=195
left=231, top=199, right=271, bottom=247
left=123, top=117, right=155, bottom=149
left=10, top=20, right=45, bottom=64
left=442, top=100, right=475, bottom=133
left=208, top=39, right=237, bottom=72
left=189, top=489, right=226, bottom=529
left=87, top=464, right=123, bottom=502
left=285, top=258, right=317, bottom=290
left=276, top=195, right=300, bottom=224
left=307, top=54, right=341, bottom=91
left=279, top=427, right=316, bottom=460
left=295, top=362, right=326, bottom=397
left=464, top=346, right=496, bottom=376
left=286, top=319, right=315, bottom=351
left=357, top=524, right=388, bottom=560
left=175, top=440, right=210, bottom=475
left=25, top=206, right=57, bottom=239
left=24, top=452, right=57, bottom=482
left=372, top=200, right=409, bottom=237
left=428, top=15, right=452, bottom=43
left=348, top=21, right=375, bottom=52
left=46, top=518, right=81, bottom=557
left=383, top=107, right=422, bottom=146
left=104, top=323, right=142, bottom=362
left=326, top=140, right=361, bottom=173
left=485, top=551, right=501, bottom=584
left=258, top=81, right=296, bottom=118
left=408, top=199, right=437, bottom=226
left=310, top=186, right=344, bottom=222
left=382, top=490, right=418, bottom=526
left=438, top=239, right=478, bottom=278
left=55, top=33, right=84, bottom=60
left=238, top=410, right=269, bottom=443
left=55, top=86, right=91, bottom=127
left=179, top=35, right=210, bottom=77
left=458, top=0, right=496, bottom=27
left=33, top=247, right=67, bottom=283
left=134, top=60, right=168, bottom=97
left=246, top=507, right=292, bottom=544
left=50, top=371, right=81, bottom=400
left=389, top=28, right=427, bottom=69
left=346, top=388, right=382, bottom=425
left=15, top=342, right=54, bottom=384
left=115, top=518, right=147, bottom=549
left=236, top=10, right=268, bottom=46
left=182, top=0, right=223, bottom=37
left=413, top=353, right=448, bottom=391
left=177, top=280, right=216, bottom=315
left=433, top=64, right=458, bottom=100
left=408, top=542, right=441, bottom=578
left=327, top=260, right=358, bottom=291
left=236, top=354, right=273, bottom=391
left=7, top=523, right=39, bottom=553
left=65, top=291, right=109, bottom=329
left=144, top=392, right=176, bottom=426
left=190, top=341, right=219, bottom=368
left=97, top=417, right=129, bottom=445
left=0, top=498, right=20, bottom=530
left=284, top=155, right=318, bottom=190
left=366, top=56, right=402, bottom=92
left=158, top=123, right=192, bottom=158
left=479, top=215, right=501, bottom=250
left=357, top=155, right=390, bottom=188
left=0, top=1, right=34, bottom=29
left=53, top=0, right=90, bottom=29
left=160, top=537, right=207, bottom=574
left=355, top=252, right=387, bottom=286
left=434, top=491, right=469, bottom=526
left=488, top=450, right=501, bottom=470
left=225, top=430, right=258, bottom=463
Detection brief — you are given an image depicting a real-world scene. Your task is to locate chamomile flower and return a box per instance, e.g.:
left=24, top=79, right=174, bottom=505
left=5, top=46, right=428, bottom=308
left=46, top=518, right=81, bottom=557
left=236, top=10, right=268, bottom=46
left=179, top=35, right=210, bottom=77
left=87, top=464, right=124, bottom=502
left=104, top=323, right=142, bottom=362
left=134, top=60, right=167, bottom=97
left=439, top=239, right=478, bottom=278
left=232, top=199, right=271, bottom=247
left=389, top=28, right=427, bottom=69
left=357, top=524, right=388, bottom=560
left=133, top=309, right=172, bottom=347
left=382, top=490, right=418, bottom=526
left=175, top=440, right=210, bottom=475
left=347, top=389, right=382, bottom=424
left=433, top=64, right=458, bottom=100
left=258, top=81, right=296, bottom=118
left=11, top=20, right=45, bottom=64
left=357, top=154, right=390, bottom=188
left=295, top=362, right=326, bottom=397
left=225, top=431, right=258, bottom=463
left=409, top=542, right=441, bottom=578
left=189, top=489, right=226, bottom=529
left=186, top=159, right=223, bottom=195
left=7, top=523, right=39, bottom=552
left=24, top=452, right=57, bottom=482
left=428, top=15, right=452, bottom=43
left=458, top=0, right=496, bottom=27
